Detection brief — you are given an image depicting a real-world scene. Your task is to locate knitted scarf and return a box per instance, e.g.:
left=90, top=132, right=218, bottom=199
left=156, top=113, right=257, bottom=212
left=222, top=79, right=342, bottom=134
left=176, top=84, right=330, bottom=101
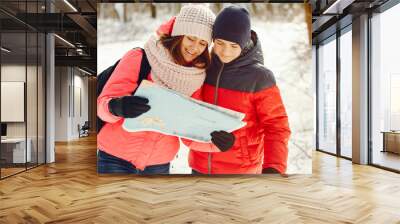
left=143, top=34, right=206, bottom=96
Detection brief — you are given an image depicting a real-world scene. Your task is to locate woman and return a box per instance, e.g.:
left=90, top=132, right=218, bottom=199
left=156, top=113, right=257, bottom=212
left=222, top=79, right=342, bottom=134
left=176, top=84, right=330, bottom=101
left=97, top=5, right=232, bottom=174
left=185, top=6, right=291, bottom=174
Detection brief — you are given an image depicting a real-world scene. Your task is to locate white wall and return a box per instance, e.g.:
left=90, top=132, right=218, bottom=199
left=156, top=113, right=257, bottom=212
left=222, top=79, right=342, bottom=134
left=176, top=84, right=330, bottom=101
left=1, top=66, right=25, bottom=132
left=54, top=67, right=89, bottom=141
left=72, top=73, right=89, bottom=138
left=1, top=65, right=35, bottom=138
left=1, top=82, right=25, bottom=122
left=54, top=66, right=69, bottom=141
left=1, top=63, right=46, bottom=164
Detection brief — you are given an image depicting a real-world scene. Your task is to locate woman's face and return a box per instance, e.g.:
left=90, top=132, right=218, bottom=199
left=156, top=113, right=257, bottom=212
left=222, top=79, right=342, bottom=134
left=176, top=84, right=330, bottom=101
left=180, top=35, right=208, bottom=63
left=213, top=38, right=242, bottom=63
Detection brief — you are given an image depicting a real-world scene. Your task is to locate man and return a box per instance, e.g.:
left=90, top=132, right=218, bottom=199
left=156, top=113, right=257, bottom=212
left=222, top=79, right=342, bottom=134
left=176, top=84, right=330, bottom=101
left=186, top=6, right=291, bottom=175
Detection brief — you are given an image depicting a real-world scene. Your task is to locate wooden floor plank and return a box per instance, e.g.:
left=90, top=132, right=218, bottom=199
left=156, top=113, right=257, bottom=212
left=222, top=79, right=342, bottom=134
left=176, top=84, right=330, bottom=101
left=0, top=135, right=399, bottom=223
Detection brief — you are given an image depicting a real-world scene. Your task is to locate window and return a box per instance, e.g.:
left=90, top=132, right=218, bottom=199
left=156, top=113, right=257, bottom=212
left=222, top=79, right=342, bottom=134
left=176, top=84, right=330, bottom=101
left=339, top=27, right=352, bottom=158
left=317, top=36, right=337, bottom=154
left=370, top=2, right=400, bottom=171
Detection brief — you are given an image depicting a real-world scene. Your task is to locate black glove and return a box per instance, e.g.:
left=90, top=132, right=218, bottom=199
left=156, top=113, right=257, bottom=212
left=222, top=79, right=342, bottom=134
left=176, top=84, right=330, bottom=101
left=108, top=96, right=150, bottom=118
left=210, top=131, right=235, bottom=152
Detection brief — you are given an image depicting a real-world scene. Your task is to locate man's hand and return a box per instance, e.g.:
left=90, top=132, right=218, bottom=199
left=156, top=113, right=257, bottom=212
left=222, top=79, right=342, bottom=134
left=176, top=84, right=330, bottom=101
left=210, top=131, right=235, bottom=152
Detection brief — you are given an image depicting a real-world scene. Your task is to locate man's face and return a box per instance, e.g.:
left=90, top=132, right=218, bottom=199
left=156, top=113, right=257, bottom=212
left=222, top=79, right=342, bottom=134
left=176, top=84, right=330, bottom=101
left=212, top=38, right=242, bottom=63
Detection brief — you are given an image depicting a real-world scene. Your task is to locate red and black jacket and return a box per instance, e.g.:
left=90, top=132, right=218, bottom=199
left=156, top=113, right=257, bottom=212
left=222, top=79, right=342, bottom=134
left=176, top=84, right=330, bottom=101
left=188, top=31, right=291, bottom=174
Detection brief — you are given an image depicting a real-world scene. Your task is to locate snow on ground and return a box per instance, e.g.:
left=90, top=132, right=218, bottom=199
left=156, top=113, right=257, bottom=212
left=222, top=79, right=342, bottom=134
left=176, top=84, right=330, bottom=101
left=98, top=8, right=312, bottom=174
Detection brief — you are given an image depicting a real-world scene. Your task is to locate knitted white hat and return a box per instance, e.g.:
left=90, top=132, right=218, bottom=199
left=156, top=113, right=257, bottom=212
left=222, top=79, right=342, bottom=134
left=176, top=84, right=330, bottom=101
left=171, top=4, right=215, bottom=45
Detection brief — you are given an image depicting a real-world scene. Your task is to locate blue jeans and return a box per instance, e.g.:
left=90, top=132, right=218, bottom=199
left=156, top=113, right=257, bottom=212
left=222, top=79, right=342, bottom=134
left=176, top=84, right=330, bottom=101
left=97, top=150, right=170, bottom=174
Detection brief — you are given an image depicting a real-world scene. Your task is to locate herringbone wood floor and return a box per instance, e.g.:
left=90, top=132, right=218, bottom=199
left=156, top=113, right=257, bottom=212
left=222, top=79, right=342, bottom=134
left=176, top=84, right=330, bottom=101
left=0, top=135, right=399, bottom=224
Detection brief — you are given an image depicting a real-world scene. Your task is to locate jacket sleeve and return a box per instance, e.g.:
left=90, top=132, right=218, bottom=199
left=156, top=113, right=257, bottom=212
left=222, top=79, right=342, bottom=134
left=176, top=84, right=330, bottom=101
left=97, top=49, right=143, bottom=123
left=253, top=85, right=291, bottom=174
left=180, top=87, right=222, bottom=153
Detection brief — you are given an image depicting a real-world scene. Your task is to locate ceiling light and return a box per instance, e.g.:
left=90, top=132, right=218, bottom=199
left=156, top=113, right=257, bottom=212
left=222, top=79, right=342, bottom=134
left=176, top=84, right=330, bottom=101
left=76, top=48, right=86, bottom=55
left=322, top=0, right=355, bottom=15
left=1, top=47, right=11, bottom=53
left=54, top=34, right=75, bottom=48
left=63, top=0, right=78, bottom=12
left=78, top=67, right=93, bottom=76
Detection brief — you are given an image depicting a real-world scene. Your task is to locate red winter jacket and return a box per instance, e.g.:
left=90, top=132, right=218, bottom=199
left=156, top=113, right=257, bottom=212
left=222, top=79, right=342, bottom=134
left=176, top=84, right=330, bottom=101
left=185, top=31, right=291, bottom=174
left=97, top=48, right=221, bottom=171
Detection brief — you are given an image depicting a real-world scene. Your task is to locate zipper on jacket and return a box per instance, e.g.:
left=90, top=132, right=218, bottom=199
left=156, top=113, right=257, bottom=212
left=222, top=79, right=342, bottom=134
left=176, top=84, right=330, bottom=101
left=208, top=63, right=224, bottom=175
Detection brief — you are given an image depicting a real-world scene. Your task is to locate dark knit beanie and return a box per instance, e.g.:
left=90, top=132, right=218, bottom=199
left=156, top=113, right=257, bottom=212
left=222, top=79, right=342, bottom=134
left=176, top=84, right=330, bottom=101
left=212, top=6, right=251, bottom=49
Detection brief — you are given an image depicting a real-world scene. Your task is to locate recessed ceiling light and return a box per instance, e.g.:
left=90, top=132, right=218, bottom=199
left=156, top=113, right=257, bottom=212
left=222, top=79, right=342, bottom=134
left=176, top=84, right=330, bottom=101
left=54, top=34, right=75, bottom=48
left=1, top=47, right=11, bottom=53
left=322, top=0, right=355, bottom=15
left=78, top=67, right=93, bottom=76
left=63, top=0, right=78, bottom=12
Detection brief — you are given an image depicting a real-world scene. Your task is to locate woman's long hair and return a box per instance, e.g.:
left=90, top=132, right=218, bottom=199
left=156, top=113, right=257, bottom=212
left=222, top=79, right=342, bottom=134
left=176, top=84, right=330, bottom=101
left=159, top=34, right=211, bottom=69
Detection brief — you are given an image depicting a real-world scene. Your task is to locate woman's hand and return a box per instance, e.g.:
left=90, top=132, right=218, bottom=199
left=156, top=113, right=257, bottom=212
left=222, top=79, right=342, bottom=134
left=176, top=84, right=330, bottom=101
left=109, top=96, right=150, bottom=118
